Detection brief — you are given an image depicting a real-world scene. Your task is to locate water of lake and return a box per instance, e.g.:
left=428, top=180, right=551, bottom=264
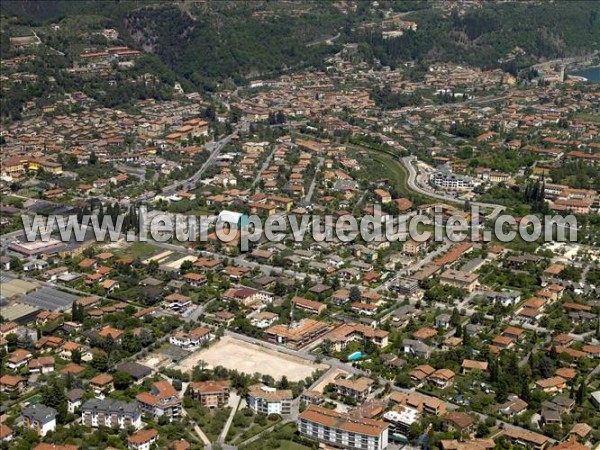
left=570, top=66, right=600, bottom=82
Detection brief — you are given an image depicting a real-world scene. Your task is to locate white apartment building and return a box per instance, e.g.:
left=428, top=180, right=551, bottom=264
left=431, top=170, right=474, bottom=191
left=247, top=384, right=292, bottom=415
left=169, top=326, right=210, bottom=348
left=81, top=399, right=142, bottom=430
left=383, top=406, right=420, bottom=438
left=298, top=405, right=389, bottom=450
left=21, top=405, right=56, bottom=436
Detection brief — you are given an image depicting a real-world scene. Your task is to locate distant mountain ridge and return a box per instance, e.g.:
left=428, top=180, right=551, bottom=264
left=2, top=1, right=598, bottom=89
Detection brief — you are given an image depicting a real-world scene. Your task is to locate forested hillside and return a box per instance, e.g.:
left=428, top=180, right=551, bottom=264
left=122, top=2, right=351, bottom=89
left=1, top=1, right=598, bottom=90
left=354, top=1, right=599, bottom=70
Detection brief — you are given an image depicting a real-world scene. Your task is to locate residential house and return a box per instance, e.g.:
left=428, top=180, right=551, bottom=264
left=439, top=270, right=478, bottom=293
left=409, top=365, right=436, bottom=384
left=21, top=404, right=57, bottom=436
left=429, top=369, right=456, bottom=389
left=390, top=391, right=446, bottom=416
left=485, top=290, right=521, bottom=306
left=413, top=327, right=437, bottom=341
left=502, top=428, right=550, bottom=450
left=128, top=429, right=159, bottom=450
left=402, top=339, right=432, bottom=358
left=7, top=349, right=32, bottom=369
left=250, top=311, right=278, bottom=329
left=182, top=272, right=208, bottom=288
left=89, top=374, right=114, bottom=399
left=189, top=380, right=230, bottom=408
left=28, top=356, right=55, bottom=374
left=169, top=326, right=210, bottom=348
left=461, top=360, right=488, bottom=375
left=291, top=296, right=327, bottom=315
left=333, top=377, right=374, bottom=403
left=325, top=323, right=389, bottom=352
left=0, top=424, right=13, bottom=442
left=535, top=376, right=567, bottom=394
left=223, top=286, right=272, bottom=306
left=136, top=381, right=182, bottom=421
left=498, top=394, right=528, bottom=417
left=66, top=388, right=84, bottom=413
left=435, top=314, right=452, bottom=329
left=0, top=375, right=26, bottom=394
left=443, top=412, right=476, bottom=435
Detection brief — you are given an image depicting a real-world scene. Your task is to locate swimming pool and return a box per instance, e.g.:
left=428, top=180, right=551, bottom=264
left=348, top=351, right=363, bottom=361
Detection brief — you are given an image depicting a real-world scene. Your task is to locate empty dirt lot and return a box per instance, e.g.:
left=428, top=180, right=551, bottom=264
left=174, top=335, right=328, bottom=382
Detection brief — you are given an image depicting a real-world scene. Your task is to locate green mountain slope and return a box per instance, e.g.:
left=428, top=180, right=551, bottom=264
left=355, top=1, right=600, bottom=70
left=2, top=1, right=598, bottom=89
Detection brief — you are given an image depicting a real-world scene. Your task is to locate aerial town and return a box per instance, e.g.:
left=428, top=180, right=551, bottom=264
left=0, top=2, right=599, bottom=450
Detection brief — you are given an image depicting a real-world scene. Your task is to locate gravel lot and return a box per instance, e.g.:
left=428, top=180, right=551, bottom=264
left=174, top=335, right=328, bottom=382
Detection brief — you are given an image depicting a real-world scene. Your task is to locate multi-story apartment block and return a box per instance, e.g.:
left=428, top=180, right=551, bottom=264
left=247, top=384, right=293, bottom=415
left=21, top=405, right=57, bottom=436
left=431, top=170, right=474, bottom=191
left=298, top=405, right=389, bottom=450
left=136, top=381, right=181, bottom=421
left=81, top=399, right=142, bottom=430
left=189, top=380, right=230, bottom=408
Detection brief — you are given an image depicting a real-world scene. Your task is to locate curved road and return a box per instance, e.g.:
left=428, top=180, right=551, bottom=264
left=401, top=156, right=506, bottom=218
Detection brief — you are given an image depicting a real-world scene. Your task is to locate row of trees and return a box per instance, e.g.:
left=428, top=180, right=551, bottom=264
left=524, top=178, right=549, bottom=214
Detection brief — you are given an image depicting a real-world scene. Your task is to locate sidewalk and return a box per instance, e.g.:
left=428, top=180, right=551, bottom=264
left=218, top=392, right=241, bottom=444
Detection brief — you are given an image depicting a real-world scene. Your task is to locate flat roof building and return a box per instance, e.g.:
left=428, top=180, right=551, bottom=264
left=383, top=406, right=420, bottom=438
left=8, top=239, right=66, bottom=257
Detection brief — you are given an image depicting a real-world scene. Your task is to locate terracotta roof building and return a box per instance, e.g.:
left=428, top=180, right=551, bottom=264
left=128, top=429, right=158, bottom=450
left=136, top=381, right=181, bottom=421
left=298, top=404, right=389, bottom=450
left=189, top=380, right=230, bottom=408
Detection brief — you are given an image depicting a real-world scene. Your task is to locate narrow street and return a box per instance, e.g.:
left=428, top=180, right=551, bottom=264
left=252, top=146, right=278, bottom=189
left=304, top=157, right=324, bottom=204
left=217, top=393, right=241, bottom=444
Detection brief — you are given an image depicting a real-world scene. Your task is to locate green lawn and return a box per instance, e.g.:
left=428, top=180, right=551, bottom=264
left=121, top=241, right=162, bottom=259
left=1, top=195, right=25, bottom=207
left=228, top=409, right=282, bottom=445
left=239, top=422, right=312, bottom=450
left=352, top=145, right=455, bottom=206
left=573, top=111, right=600, bottom=125
left=187, top=405, right=232, bottom=441
left=188, top=207, right=214, bottom=216
left=277, top=441, right=312, bottom=450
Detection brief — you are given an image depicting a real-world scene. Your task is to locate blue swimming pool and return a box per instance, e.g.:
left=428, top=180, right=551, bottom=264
left=348, top=351, right=363, bottom=361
